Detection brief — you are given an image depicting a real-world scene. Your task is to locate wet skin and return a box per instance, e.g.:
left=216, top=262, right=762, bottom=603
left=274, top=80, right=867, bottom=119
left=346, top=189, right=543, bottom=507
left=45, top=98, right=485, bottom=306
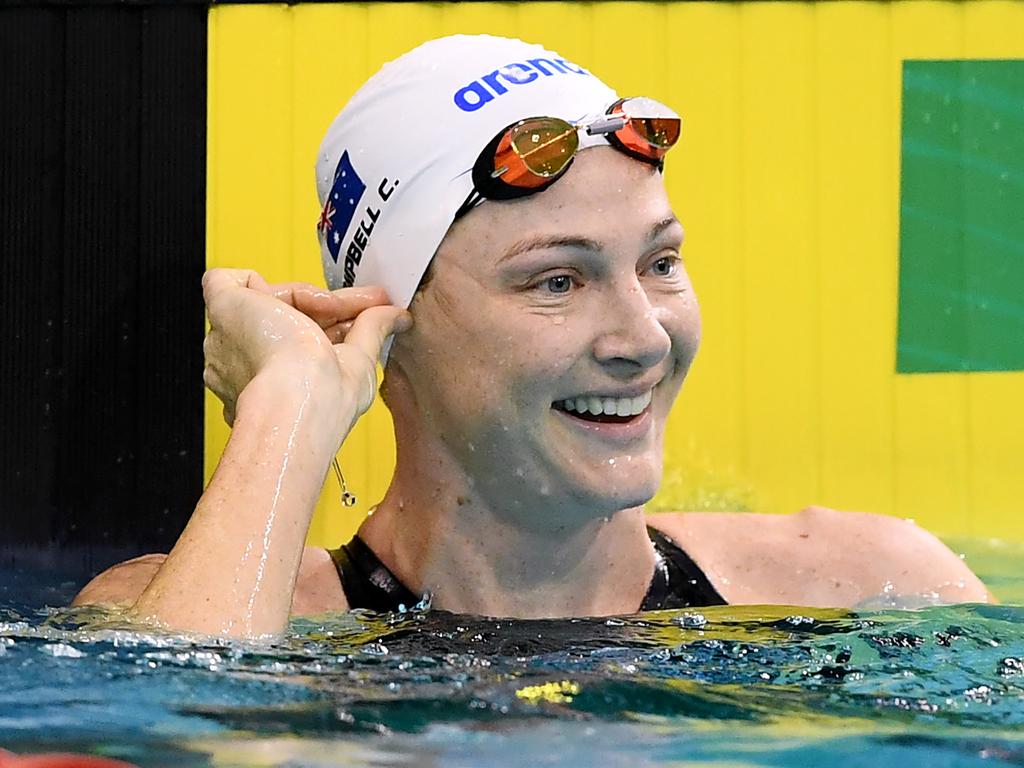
left=385, top=146, right=698, bottom=527
left=71, top=147, right=994, bottom=636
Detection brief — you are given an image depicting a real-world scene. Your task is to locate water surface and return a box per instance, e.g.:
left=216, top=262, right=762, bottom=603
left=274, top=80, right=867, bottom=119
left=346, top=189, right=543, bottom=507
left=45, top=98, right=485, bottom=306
left=1, top=537, right=1022, bottom=767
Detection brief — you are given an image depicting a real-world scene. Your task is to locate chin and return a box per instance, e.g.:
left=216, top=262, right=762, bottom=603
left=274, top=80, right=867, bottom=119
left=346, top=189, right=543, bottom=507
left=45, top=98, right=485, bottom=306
left=564, top=466, right=661, bottom=516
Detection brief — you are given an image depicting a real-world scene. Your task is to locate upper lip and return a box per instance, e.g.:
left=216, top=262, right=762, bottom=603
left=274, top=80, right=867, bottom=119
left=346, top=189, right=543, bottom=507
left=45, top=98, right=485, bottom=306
left=554, top=381, right=662, bottom=401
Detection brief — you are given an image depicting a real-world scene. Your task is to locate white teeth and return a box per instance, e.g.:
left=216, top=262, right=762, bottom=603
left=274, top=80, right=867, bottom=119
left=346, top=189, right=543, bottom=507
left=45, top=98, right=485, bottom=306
left=560, top=390, right=653, bottom=417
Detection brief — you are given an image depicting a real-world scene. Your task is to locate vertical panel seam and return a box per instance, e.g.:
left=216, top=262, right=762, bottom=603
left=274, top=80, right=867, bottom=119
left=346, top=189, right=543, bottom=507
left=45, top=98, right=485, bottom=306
left=811, top=2, right=824, bottom=507
left=959, top=1, right=975, bottom=535
left=735, top=0, right=749, bottom=487
left=889, top=1, right=900, bottom=521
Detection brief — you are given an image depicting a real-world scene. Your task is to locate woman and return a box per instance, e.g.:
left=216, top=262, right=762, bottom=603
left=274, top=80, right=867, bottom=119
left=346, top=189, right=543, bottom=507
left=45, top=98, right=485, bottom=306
left=73, top=35, right=990, bottom=639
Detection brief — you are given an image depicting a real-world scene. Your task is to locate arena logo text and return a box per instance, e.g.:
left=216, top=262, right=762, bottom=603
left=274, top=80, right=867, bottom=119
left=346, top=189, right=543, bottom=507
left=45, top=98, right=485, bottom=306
left=453, top=58, right=591, bottom=112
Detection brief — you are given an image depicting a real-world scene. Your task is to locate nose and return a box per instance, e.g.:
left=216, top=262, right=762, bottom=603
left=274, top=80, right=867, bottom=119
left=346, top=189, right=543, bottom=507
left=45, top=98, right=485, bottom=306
left=591, top=278, right=672, bottom=373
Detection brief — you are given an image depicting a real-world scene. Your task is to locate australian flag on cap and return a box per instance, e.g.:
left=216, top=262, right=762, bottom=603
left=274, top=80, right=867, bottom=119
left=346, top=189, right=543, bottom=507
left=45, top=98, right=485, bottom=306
left=318, top=150, right=366, bottom=263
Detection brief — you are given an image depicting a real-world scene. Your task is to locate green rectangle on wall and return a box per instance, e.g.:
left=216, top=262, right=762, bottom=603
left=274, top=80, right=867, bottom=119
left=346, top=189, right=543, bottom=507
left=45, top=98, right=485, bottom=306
left=898, top=60, right=1024, bottom=373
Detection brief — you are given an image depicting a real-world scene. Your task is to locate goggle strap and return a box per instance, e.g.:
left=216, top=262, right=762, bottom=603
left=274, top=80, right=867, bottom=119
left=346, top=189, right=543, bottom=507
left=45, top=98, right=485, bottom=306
left=453, top=188, right=483, bottom=222
left=585, top=114, right=628, bottom=136
left=471, top=128, right=510, bottom=193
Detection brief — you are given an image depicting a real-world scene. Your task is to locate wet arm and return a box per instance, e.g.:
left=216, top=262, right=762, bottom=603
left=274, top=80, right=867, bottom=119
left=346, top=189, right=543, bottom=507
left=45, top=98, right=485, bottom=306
left=130, top=364, right=351, bottom=640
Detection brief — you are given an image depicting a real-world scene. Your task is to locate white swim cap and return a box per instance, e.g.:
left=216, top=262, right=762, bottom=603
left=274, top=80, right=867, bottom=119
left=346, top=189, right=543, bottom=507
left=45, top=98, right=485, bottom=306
left=315, top=34, right=619, bottom=309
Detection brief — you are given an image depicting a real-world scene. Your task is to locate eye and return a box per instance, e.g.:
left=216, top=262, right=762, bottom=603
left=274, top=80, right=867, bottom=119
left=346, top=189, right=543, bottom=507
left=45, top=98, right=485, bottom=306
left=647, top=255, right=679, bottom=278
left=544, top=275, right=574, bottom=294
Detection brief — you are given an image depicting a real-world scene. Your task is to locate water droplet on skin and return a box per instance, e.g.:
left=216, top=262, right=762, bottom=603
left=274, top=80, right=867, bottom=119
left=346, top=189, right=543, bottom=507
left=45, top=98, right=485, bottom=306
left=608, top=458, right=616, bottom=466
left=600, top=516, right=610, bottom=524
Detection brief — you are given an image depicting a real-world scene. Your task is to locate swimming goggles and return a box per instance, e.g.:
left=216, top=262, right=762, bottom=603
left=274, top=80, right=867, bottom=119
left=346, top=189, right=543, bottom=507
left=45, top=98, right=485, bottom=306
left=453, top=96, right=681, bottom=221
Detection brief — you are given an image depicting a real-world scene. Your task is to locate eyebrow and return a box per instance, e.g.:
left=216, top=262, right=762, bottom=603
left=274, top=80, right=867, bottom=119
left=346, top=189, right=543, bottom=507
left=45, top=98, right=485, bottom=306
left=497, top=216, right=682, bottom=265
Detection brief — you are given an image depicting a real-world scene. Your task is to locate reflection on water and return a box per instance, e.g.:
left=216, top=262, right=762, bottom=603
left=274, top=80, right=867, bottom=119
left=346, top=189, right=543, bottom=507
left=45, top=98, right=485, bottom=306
left=0, top=537, right=1022, bottom=767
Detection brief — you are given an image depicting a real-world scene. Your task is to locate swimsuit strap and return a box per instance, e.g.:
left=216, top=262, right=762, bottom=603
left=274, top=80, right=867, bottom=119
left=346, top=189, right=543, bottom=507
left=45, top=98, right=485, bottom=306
left=328, top=535, right=420, bottom=613
left=328, top=525, right=727, bottom=613
left=641, top=525, right=727, bottom=610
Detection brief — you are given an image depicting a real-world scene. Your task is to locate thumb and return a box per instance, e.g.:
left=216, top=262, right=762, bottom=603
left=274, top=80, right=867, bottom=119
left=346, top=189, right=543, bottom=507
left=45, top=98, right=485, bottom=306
left=342, top=306, right=413, bottom=363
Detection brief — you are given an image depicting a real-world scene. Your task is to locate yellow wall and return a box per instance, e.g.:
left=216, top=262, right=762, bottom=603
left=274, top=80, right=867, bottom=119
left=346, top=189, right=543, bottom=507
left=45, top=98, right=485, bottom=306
left=206, top=1, right=1024, bottom=546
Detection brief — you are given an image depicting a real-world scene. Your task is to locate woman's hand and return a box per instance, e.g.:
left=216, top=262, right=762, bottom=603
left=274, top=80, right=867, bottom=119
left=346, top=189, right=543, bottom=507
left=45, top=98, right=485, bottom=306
left=201, top=268, right=411, bottom=429
left=123, top=269, right=411, bottom=639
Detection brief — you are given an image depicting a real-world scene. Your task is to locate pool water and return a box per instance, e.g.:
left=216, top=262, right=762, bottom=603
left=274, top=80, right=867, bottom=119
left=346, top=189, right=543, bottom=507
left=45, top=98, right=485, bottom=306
left=2, top=537, right=1024, bottom=767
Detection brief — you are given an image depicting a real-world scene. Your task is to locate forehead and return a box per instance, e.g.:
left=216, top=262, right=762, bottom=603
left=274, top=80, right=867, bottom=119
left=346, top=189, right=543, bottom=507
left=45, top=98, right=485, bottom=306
left=440, top=147, right=678, bottom=266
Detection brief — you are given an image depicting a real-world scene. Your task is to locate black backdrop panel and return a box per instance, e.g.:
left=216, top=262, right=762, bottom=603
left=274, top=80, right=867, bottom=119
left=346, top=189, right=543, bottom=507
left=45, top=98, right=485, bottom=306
left=0, top=5, right=206, bottom=561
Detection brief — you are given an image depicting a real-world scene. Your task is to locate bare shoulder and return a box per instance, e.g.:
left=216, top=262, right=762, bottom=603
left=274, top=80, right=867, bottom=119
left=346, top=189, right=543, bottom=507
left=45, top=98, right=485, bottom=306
left=72, top=547, right=350, bottom=615
left=646, top=507, right=991, bottom=607
left=71, top=552, right=168, bottom=607
left=290, top=546, right=349, bottom=616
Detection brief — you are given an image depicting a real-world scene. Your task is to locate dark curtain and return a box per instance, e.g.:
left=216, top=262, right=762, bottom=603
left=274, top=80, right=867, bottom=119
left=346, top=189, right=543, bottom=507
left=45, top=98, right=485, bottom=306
left=0, top=3, right=207, bottom=576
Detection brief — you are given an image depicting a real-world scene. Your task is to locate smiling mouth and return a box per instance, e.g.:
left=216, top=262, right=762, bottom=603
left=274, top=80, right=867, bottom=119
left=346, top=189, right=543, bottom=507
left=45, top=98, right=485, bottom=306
left=551, top=391, right=653, bottom=424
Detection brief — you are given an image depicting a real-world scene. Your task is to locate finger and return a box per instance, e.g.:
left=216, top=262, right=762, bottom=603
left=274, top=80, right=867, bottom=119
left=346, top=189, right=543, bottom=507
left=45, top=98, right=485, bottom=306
left=203, top=365, right=226, bottom=400
left=328, top=285, right=390, bottom=303
left=245, top=271, right=273, bottom=294
left=342, top=306, right=413, bottom=363
left=203, top=364, right=232, bottom=404
left=204, top=268, right=271, bottom=330
left=322, top=319, right=354, bottom=345
left=202, top=267, right=261, bottom=303
left=332, top=343, right=380, bottom=416
left=270, top=283, right=390, bottom=330
left=203, top=331, right=225, bottom=370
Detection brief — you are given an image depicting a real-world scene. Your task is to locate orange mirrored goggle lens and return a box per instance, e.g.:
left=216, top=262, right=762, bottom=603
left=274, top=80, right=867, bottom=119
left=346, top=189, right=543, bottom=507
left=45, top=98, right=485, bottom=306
left=609, top=98, right=681, bottom=160
left=487, top=98, right=680, bottom=192
left=492, top=117, right=579, bottom=189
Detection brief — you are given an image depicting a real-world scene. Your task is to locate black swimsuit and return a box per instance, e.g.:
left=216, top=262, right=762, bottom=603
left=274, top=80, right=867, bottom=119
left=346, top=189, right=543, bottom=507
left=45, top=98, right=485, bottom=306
left=327, top=526, right=726, bottom=613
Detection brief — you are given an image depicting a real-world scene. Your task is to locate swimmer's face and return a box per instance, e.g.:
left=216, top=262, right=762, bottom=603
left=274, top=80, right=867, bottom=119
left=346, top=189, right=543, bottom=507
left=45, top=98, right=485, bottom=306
left=391, top=147, right=700, bottom=525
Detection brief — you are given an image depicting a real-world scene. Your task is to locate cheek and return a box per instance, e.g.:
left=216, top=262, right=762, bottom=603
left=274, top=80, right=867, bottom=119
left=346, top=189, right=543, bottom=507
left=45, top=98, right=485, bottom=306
left=410, top=317, right=532, bottom=427
left=505, top=316, right=600, bottom=408
left=683, top=292, right=702, bottom=352
left=659, top=290, right=702, bottom=365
